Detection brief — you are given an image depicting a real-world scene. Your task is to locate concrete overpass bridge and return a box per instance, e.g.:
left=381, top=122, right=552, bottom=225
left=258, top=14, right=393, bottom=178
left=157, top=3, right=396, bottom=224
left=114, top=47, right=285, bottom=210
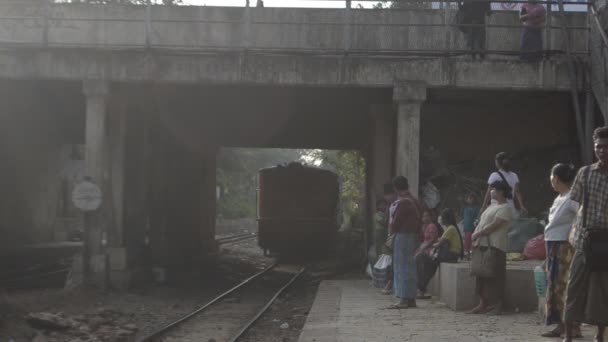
left=0, top=1, right=602, bottom=286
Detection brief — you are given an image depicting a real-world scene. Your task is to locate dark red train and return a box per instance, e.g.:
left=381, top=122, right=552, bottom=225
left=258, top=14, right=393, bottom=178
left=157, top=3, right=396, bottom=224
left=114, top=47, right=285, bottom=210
left=257, top=163, right=339, bottom=256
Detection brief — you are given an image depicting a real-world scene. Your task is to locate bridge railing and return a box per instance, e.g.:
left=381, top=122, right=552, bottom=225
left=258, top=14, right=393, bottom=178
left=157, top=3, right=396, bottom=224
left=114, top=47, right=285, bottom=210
left=0, top=0, right=589, bottom=58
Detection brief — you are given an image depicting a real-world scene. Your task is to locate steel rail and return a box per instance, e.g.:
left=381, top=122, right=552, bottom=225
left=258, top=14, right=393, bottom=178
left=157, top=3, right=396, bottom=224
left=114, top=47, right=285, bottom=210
left=217, top=233, right=259, bottom=245
left=135, top=262, right=278, bottom=342
left=228, top=267, right=306, bottom=342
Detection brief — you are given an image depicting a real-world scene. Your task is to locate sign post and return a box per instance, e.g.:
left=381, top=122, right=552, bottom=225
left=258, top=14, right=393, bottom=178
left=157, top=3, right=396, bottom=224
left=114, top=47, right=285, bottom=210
left=72, top=178, right=103, bottom=285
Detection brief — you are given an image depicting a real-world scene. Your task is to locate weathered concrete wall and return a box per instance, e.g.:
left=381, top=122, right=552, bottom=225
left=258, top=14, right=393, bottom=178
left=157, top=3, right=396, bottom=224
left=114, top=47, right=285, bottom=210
left=0, top=81, right=84, bottom=247
left=0, top=4, right=587, bottom=52
left=0, top=3, right=585, bottom=92
left=421, top=90, right=573, bottom=162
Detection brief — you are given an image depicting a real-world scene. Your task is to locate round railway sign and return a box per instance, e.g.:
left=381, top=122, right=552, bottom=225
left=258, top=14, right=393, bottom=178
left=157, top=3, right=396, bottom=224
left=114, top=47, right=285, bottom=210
left=72, top=180, right=103, bottom=212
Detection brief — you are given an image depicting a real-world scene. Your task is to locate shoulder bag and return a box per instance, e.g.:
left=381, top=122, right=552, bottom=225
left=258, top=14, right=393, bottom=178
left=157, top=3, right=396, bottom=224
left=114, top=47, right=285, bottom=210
left=470, top=235, right=500, bottom=278
left=581, top=166, right=608, bottom=272
left=496, top=170, right=521, bottom=211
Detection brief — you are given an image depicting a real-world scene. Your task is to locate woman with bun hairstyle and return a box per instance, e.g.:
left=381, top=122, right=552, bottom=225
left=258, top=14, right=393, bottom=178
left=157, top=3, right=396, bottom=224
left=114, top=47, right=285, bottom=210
left=541, top=163, right=581, bottom=338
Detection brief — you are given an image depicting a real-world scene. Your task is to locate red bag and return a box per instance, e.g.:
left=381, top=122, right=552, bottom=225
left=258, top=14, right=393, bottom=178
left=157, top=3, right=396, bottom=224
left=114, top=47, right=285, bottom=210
left=523, top=234, right=546, bottom=260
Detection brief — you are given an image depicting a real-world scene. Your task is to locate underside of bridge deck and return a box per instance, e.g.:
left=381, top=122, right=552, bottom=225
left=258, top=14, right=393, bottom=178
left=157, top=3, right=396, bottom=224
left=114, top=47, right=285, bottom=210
left=0, top=79, right=582, bottom=288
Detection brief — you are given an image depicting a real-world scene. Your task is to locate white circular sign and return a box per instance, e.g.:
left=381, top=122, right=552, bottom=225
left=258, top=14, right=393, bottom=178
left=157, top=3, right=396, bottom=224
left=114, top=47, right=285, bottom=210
left=72, top=180, right=103, bottom=212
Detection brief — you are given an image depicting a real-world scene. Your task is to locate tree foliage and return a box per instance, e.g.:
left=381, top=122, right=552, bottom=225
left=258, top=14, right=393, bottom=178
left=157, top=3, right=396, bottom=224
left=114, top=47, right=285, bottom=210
left=216, top=148, right=302, bottom=219
left=372, top=0, right=430, bottom=9
left=302, top=150, right=366, bottom=225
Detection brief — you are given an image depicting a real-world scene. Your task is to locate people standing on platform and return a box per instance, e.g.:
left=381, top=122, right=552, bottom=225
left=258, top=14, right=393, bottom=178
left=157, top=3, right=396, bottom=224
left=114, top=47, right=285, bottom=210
left=469, top=180, right=513, bottom=315
left=463, top=193, right=481, bottom=257
left=416, top=208, right=464, bottom=299
left=563, top=127, right=608, bottom=342
left=388, top=176, right=423, bottom=309
left=519, top=0, right=546, bottom=62
left=457, top=0, right=491, bottom=60
left=541, top=163, right=581, bottom=338
left=380, top=182, right=398, bottom=295
left=481, top=152, right=528, bottom=217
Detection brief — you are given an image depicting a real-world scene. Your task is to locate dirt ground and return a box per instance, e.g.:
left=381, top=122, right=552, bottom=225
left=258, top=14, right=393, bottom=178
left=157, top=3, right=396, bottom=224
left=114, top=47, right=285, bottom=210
left=0, top=234, right=335, bottom=342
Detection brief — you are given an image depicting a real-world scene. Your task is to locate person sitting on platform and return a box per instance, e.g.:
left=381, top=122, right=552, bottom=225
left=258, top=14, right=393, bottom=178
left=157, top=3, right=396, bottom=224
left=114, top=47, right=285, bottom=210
left=416, top=208, right=464, bottom=299
left=463, top=193, right=481, bottom=257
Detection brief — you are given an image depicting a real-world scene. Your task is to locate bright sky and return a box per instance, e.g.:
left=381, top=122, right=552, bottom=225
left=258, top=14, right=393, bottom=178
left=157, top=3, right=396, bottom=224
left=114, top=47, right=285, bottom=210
left=181, top=0, right=372, bottom=8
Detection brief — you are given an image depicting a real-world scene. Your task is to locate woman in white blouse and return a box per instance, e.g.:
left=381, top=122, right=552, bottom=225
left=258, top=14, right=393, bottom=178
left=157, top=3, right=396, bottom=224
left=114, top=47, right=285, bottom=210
left=541, top=163, right=580, bottom=338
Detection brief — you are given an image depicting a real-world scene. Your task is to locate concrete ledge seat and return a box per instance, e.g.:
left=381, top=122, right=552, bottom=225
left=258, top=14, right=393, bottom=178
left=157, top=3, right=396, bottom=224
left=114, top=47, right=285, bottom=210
left=428, top=260, right=541, bottom=312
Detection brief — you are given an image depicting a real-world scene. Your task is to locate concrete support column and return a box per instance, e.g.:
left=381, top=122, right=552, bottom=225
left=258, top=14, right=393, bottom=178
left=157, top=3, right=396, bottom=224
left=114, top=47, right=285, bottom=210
left=369, top=104, right=394, bottom=203
left=202, top=148, right=219, bottom=253
left=82, top=80, right=109, bottom=262
left=393, top=81, right=426, bottom=197
left=83, top=80, right=109, bottom=184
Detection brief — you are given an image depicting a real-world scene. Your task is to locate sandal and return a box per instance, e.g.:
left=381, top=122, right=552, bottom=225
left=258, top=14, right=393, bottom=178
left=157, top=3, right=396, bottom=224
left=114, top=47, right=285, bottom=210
left=381, top=289, right=393, bottom=295
left=386, top=302, right=412, bottom=310
left=466, top=305, right=488, bottom=314
left=541, top=329, right=562, bottom=338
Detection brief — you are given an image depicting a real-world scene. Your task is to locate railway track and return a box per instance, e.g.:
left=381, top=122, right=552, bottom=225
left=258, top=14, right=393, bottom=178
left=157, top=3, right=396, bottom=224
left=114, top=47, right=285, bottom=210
left=136, top=263, right=305, bottom=342
left=217, top=232, right=258, bottom=246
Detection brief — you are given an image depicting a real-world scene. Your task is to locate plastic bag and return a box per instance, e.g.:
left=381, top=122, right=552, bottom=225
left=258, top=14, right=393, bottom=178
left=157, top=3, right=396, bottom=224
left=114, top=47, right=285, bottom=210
left=374, top=254, right=392, bottom=270
left=523, top=234, right=546, bottom=260
left=372, top=254, right=392, bottom=288
left=421, top=182, right=441, bottom=209
left=366, top=263, right=373, bottom=278
left=507, top=218, right=544, bottom=253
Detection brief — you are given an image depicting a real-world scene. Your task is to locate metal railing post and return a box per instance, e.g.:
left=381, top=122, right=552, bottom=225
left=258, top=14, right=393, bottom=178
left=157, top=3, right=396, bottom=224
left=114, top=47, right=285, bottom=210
left=442, top=0, right=449, bottom=50
left=145, top=0, right=152, bottom=49
left=42, top=0, right=50, bottom=47
left=244, top=1, right=251, bottom=49
left=343, top=0, right=352, bottom=53
left=545, top=1, right=552, bottom=53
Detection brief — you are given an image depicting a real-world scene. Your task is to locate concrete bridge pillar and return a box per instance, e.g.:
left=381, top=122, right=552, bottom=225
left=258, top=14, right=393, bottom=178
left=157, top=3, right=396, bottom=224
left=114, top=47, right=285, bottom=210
left=393, top=81, right=427, bottom=197
left=82, top=80, right=109, bottom=279
left=81, top=80, right=131, bottom=289
left=369, top=104, right=395, bottom=203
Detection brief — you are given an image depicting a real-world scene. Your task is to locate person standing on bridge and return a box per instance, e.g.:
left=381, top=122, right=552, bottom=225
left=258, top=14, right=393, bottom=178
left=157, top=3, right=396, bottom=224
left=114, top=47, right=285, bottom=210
left=519, top=0, right=546, bottom=62
left=388, top=176, right=423, bottom=309
left=457, top=0, right=491, bottom=60
left=563, top=127, right=608, bottom=342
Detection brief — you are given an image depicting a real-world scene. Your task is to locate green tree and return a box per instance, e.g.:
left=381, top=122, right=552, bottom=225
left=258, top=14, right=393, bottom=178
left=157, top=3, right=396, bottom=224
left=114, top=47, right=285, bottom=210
left=373, top=0, right=430, bottom=9
left=301, top=150, right=366, bottom=227
left=216, top=148, right=302, bottom=219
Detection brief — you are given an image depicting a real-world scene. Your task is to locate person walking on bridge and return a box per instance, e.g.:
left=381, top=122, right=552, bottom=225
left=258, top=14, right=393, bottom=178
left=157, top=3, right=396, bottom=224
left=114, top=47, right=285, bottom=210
left=563, top=127, right=608, bottom=342
left=388, top=176, right=423, bottom=309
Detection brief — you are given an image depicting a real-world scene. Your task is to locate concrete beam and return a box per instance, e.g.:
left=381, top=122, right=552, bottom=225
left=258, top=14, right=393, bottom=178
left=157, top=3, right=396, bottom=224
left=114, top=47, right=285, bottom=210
left=0, top=50, right=577, bottom=91
left=393, top=81, right=426, bottom=196
left=369, top=103, right=394, bottom=203
left=83, top=80, right=109, bottom=183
